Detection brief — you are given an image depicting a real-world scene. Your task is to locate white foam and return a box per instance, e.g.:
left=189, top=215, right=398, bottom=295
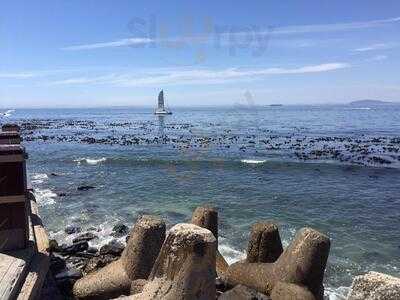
left=31, top=173, right=48, bottom=184
left=74, top=157, right=107, bottom=165
left=34, top=188, right=57, bottom=206
left=324, top=286, right=350, bottom=300
left=241, top=159, right=266, bottom=164
left=218, top=242, right=246, bottom=265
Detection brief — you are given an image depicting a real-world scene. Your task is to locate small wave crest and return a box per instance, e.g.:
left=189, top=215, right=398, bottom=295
left=241, top=159, right=267, bottom=164
left=34, top=188, right=57, bottom=206
left=74, top=157, right=107, bottom=165
left=31, top=173, right=48, bottom=184
left=218, top=240, right=246, bottom=265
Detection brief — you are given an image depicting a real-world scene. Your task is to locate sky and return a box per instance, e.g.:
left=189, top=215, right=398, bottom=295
left=1, top=0, right=400, bottom=108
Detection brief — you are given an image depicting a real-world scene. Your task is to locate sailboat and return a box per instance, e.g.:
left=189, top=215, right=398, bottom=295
left=155, top=90, right=172, bottom=115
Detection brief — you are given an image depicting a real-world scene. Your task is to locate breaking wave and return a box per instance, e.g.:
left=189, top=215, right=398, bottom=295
left=241, top=159, right=267, bottom=164
left=74, top=157, right=107, bottom=165
left=34, top=188, right=57, bottom=206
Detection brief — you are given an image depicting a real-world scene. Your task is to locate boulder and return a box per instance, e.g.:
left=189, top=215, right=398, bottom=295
left=73, top=215, right=165, bottom=300
left=191, top=206, right=229, bottom=277
left=129, top=223, right=217, bottom=300
left=225, top=227, right=330, bottom=300
left=246, top=222, right=283, bottom=263
left=73, top=232, right=98, bottom=243
left=100, top=240, right=125, bottom=256
left=112, top=223, right=129, bottom=238
left=347, top=271, right=400, bottom=300
left=83, top=255, right=117, bottom=275
left=219, top=284, right=270, bottom=300
left=271, top=282, right=315, bottom=300
left=60, top=241, right=89, bottom=255
left=65, top=225, right=81, bottom=234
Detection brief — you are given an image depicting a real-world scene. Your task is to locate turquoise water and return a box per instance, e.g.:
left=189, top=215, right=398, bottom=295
left=4, top=105, right=400, bottom=298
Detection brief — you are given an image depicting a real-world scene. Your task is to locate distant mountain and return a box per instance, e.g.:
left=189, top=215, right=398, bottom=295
left=349, top=99, right=395, bottom=106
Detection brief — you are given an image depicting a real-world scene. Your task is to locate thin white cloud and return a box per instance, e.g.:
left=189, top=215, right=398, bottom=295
left=61, top=16, right=400, bottom=51
left=0, top=72, right=36, bottom=79
left=269, top=16, right=400, bottom=35
left=62, top=38, right=154, bottom=50
left=367, top=55, right=388, bottom=61
left=50, top=63, right=350, bottom=87
left=353, top=43, right=395, bottom=52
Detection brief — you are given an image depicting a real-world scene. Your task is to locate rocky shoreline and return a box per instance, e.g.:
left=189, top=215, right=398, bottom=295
left=40, top=205, right=400, bottom=300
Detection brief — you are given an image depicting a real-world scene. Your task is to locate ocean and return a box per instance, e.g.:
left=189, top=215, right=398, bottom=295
left=4, top=105, right=400, bottom=299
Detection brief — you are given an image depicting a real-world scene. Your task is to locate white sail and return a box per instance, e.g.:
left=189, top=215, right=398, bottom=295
left=158, top=90, right=165, bottom=110
left=155, top=90, right=172, bottom=115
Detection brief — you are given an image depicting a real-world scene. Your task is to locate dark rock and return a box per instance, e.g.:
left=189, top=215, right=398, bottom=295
left=215, top=277, right=227, bottom=293
left=99, top=239, right=125, bottom=256
left=111, top=223, right=129, bottom=238
left=72, top=232, right=98, bottom=243
left=51, top=172, right=60, bottom=176
left=83, top=255, right=118, bottom=274
left=50, top=255, right=66, bottom=274
left=47, top=239, right=59, bottom=252
left=60, top=241, right=89, bottom=255
left=87, top=246, right=98, bottom=254
left=77, top=185, right=95, bottom=191
left=65, top=225, right=81, bottom=235
left=55, top=268, right=83, bottom=280
left=57, top=192, right=67, bottom=197
left=219, top=284, right=270, bottom=300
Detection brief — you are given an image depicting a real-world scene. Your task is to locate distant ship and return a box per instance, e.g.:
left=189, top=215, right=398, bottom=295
left=269, top=104, right=283, bottom=107
left=154, top=90, right=172, bottom=115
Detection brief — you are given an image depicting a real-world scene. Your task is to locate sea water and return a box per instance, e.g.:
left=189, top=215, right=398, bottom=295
left=4, top=105, right=400, bottom=299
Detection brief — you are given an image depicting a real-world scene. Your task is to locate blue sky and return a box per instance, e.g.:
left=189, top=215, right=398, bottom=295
left=1, top=0, right=400, bottom=108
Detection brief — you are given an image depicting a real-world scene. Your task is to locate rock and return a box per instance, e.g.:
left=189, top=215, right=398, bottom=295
left=50, top=255, right=66, bottom=274
left=55, top=268, right=83, bottom=280
left=347, top=271, right=400, bottom=300
left=191, top=205, right=229, bottom=277
left=48, top=239, right=59, bottom=252
left=246, top=222, right=283, bottom=263
left=112, top=223, right=129, bottom=238
left=128, top=223, right=216, bottom=300
left=65, top=225, right=81, bottom=235
left=215, top=277, right=227, bottom=293
left=83, top=255, right=117, bottom=275
left=87, top=247, right=98, bottom=254
left=271, top=282, right=315, bottom=300
left=57, top=192, right=67, bottom=197
left=219, top=284, right=270, bottom=300
left=77, top=185, right=95, bottom=191
left=225, top=227, right=330, bottom=300
left=60, top=241, right=89, bottom=255
left=99, top=240, right=125, bottom=256
left=73, top=215, right=165, bottom=300
left=73, top=232, right=98, bottom=243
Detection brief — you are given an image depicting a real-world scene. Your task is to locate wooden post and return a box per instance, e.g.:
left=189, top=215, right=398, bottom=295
left=0, top=145, right=29, bottom=251
left=0, top=132, right=21, bottom=145
left=2, top=124, right=21, bottom=132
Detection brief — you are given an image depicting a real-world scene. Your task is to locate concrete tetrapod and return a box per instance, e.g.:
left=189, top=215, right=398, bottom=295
left=73, top=215, right=165, bottom=300
left=225, top=227, right=330, bottom=300
left=129, top=223, right=217, bottom=300
left=246, top=222, right=283, bottom=263
left=190, top=206, right=229, bottom=277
